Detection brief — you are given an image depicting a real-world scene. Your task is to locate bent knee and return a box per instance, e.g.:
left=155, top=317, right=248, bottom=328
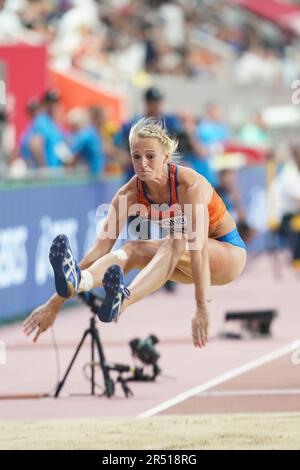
left=122, top=240, right=155, bottom=267
left=170, top=236, right=187, bottom=257
left=122, top=240, right=136, bottom=257
left=162, top=235, right=187, bottom=251
left=213, top=249, right=247, bottom=285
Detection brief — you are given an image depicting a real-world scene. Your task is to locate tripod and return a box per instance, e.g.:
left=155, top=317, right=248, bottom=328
left=54, top=292, right=162, bottom=398
left=54, top=292, right=115, bottom=398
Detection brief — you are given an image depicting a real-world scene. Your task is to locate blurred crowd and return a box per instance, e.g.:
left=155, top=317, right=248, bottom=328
left=1, top=84, right=272, bottom=180
left=0, top=0, right=300, bottom=84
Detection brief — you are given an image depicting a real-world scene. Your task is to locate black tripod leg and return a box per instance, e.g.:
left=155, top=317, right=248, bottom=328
left=92, top=324, right=114, bottom=397
left=91, top=328, right=95, bottom=396
left=54, top=329, right=90, bottom=398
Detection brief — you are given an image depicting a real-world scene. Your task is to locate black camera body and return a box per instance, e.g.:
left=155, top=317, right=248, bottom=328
left=129, top=334, right=159, bottom=365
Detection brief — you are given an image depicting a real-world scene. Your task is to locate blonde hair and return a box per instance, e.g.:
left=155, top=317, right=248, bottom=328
left=129, top=117, right=180, bottom=163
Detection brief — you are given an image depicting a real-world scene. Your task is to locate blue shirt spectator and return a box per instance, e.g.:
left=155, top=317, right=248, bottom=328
left=194, top=102, right=230, bottom=185
left=20, top=124, right=37, bottom=167
left=19, top=97, right=40, bottom=168
left=21, top=89, right=72, bottom=169
left=70, top=125, right=106, bottom=175
left=31, top=112, right=66, bottom=168
left=20, top=113, right=69, bottom=169
left=196, top=119, right=229, bottom=147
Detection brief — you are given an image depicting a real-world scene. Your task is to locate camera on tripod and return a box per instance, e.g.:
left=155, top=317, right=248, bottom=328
left=55, top=292, right=162, bottom=399
left=129, top=335, right=161, bottom=379
left=130, top=335, right=159, bottom=366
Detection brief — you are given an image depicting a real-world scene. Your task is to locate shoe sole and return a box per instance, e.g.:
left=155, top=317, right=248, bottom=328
left=49, top=234, right=73, bottom=298
left=98, top=265, right=123, bottom=322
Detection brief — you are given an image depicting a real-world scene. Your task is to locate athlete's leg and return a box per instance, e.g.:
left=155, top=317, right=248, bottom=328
left=119, top=237, right=245, bottom=313
left=172, top=238, right=247, bottom=286
left=78, top=245, right=135, bottom=292
left=79, top=237, right=170, bottom=292
left=95, top=237, right=187, bottom=323
left=79, top=233, right=186, bottom=292
left=114, top=237, right=247, bottom=287
left=81, top=235, right=246, bottom=320
left=95, top=235, right=246, bottom=322
left=121, top=236, right=187, bottom=309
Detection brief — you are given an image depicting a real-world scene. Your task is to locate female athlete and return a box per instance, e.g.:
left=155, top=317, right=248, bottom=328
left=23, top=118, right=247, bottom=348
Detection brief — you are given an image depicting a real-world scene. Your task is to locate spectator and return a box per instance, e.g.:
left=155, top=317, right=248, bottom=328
left=90, top=106, right=129, bottom=173
left=175, top=111, right=207, bottom=169
left=196, top=101, right=230, bottom=149
left=19, top=96, right=41, bottom=168
left=216, top=168, right=254, bottom=244
left=271, top=142, right=300, bottom=266
left=0, top=0, right=45, bottom=44
left=142, top=21, right=160, bottom=73
left=28, top=89, right=72, bottom=168
left=235, top=44, right=282, bottom=85
left=67, top=106, right=106, bottom=176
left=0, top=0, right=296, bottom=84
left=0, top=0, right=27, bottom=43
left=114, top=86, right=182, bottom=180
left=0, top=108, right=9, bottom=173
left=159, top=1, right=186, bottom=50
left=238, top=111, right=271, bottom=151
left=194, top=101, right=230, bottom=185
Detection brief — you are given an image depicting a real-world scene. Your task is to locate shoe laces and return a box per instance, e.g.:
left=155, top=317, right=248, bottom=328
left=114, top=287, right=130, bottom=323
left=123, top=287, right=130, bottom=299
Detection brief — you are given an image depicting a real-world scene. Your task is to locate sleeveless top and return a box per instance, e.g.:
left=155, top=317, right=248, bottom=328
left=135, top=163, right=226, bottom=233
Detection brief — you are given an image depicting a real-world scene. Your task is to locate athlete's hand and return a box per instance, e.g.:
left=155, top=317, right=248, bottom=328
left=23, top=303, right=58, bottom=343
left=191, top=305, right=209, bottom=348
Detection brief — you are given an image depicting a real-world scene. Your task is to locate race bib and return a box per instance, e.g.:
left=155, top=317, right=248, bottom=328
left=153, top=215, right=188, bottom=233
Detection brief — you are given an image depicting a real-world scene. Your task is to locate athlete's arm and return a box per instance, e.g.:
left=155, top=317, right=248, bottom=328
left=181, top=180, right=210, bottom=348
left=79, top=184, right=132, bottom=269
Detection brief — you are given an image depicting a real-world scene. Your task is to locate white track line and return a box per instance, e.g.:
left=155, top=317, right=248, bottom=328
left=137, top=340, right=300, bottom=418
left=201, top=389, right=300, bottom=397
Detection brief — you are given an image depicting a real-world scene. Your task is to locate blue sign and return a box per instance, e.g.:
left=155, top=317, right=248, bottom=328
left=0, top=179, right=121, bottom=321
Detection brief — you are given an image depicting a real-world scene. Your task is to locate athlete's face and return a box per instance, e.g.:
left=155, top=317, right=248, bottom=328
left=130, top=137, right=167, bottom=181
